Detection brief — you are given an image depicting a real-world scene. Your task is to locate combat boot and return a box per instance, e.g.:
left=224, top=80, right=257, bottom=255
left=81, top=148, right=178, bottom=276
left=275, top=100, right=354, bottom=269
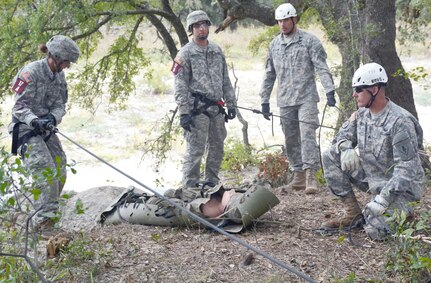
left=286, top=170, right=306, bottom=191
left=321, top=194, right=362, bottom=229
left=305, top=169, right=319, bottom=195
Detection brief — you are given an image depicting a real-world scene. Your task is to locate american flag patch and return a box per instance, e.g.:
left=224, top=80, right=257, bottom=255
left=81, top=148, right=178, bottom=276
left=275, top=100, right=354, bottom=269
left=171, top=60, right=182, bottom=75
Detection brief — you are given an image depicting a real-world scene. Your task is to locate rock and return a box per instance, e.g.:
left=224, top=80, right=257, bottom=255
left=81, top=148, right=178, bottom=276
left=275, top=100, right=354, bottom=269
left=59, top=186, right=127, bottom=232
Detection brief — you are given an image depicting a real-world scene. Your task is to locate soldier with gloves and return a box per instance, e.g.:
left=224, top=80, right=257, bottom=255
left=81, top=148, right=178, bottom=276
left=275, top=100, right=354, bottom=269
left=172, top=10, right=236, bottom=189
left=259, top=3, right=337, bottom=195
left=320, top=63, right=424, bottom=240
left=8, top=35, right=80, bottom=231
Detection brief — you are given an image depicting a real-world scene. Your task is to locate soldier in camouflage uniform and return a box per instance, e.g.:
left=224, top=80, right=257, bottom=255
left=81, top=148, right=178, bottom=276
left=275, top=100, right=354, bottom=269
left=8, top=35, right=80, bottom=230
left=259, top=3, right=337, bottom=195
left=172, top=10, right=236, bottom=189
left=321, top=63, right=424, bottom=240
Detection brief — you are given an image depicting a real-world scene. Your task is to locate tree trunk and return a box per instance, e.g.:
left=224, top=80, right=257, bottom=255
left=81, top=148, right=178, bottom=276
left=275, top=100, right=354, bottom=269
left=364, top=0, right=418, bottom=118
left=311, top=0, right=363, bottom=127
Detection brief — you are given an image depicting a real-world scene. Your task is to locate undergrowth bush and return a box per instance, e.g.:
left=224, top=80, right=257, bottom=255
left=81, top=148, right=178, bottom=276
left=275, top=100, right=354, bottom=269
left=221, top=139, right=259, bottom=172
left=44, top=234, right=113, bottom=282
left=258, top=152, right=290, bottom=187
left=0, top=144, right=79, bottom=282
left=385, top=209, right=431, bottom=281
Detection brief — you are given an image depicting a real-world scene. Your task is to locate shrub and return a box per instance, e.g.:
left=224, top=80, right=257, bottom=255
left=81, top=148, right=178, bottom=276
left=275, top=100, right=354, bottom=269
left=385, top=209, right=431, bottom=281
left=258, top=152, right=290, bottom=188
left=221, top=139, right=259, bottom=172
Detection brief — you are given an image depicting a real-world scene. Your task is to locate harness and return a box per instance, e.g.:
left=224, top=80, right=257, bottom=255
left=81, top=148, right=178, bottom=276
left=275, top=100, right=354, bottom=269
left=191, top=92, right=228, bottom=122
left=11, top=117, right=53, bottom=157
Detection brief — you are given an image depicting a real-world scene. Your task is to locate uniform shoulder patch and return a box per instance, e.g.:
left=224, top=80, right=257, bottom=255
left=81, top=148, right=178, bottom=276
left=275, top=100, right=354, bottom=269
left=12, top=71, right=32, bottom=94
left=171, top=56, right=184, bottom=75
left=393, top=130, right=415, bottom=161
left=341, top=112, right=357, bottom=129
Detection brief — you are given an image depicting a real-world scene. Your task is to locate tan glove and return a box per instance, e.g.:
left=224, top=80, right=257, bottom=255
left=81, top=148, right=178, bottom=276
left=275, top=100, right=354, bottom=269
left=339, top=140, right=361, bottom=171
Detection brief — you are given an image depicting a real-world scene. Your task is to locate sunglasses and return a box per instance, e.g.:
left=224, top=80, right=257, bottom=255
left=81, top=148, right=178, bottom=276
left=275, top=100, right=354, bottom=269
left=353, top=86, right=368, bottom=93
left=193, top=22, right=209, bottom=29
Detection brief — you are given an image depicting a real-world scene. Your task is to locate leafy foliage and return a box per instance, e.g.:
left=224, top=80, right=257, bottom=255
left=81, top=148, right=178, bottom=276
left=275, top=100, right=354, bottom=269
left=385, top=209, right=431, bottom=281
left=0, top=0, right=180, bottom=111
left=0, top=142, right=78, bottom=282
left=248, top=25, right=279, bottom=55
left=396, top=0, right=431, bottom=45
left=221, top=139, right=259, bottom=172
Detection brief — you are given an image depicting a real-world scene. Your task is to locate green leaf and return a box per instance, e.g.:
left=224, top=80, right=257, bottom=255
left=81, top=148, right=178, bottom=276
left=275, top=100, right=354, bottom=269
left=7, top=197, right=15, bottom=206
left=29, top=189, right=42, bottom=200
left=75, top=198, right=85, bottom=214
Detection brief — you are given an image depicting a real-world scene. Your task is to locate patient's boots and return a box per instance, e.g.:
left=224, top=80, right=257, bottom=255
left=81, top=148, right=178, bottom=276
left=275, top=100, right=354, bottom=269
left=322, top=193, right=362, bottom=229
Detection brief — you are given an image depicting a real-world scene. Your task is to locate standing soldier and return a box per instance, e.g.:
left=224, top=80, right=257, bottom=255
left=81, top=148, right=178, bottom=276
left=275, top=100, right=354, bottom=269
left=321, top=63, right=424, bottom=240
left=9, top=35, right=80, bottom=232
left=172, top=10, right=236, bottom=191
left=259, top=3, right=336, bottom=194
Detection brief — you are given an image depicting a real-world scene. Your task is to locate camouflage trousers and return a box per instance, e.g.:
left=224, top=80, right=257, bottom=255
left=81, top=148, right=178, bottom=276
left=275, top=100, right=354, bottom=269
left=280, top=103, right=320, bottom=171
left=182, top=105, right=227, bottom=187
left=322, top=145, right=417, bottom=240
left=20, top=131, right=67, bottom=222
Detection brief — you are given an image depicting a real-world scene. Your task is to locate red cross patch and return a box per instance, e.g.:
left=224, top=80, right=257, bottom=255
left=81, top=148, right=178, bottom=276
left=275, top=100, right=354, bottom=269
left=12, top=72, right=32, bottom=94
left=12, top=78, right=28, bottom=94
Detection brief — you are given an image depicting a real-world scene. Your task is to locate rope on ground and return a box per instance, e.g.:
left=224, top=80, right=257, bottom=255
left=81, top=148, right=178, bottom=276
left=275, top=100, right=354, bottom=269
left=54, top=127, right=319, bottom=283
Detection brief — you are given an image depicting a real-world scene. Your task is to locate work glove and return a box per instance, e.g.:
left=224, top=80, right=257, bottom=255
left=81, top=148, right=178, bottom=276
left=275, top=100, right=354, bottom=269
left=180, top=114, right=194, bottom=132
left=31, top=118, right=51, bottom=134
left=261, top=103, right=271, bottom=120
left=227, top=108, right=236, bottom=120
left=364, top=195, right=389, bottom=216
left=326, top=90, right=336, bottom=107
left=43, top=113, right=57, bottom=126
left=339, top=140, right=361, bottom=172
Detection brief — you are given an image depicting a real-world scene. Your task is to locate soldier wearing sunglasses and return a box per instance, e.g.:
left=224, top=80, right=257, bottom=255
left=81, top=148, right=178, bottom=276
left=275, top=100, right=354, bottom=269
left=320, top=63, right=424, bottom=240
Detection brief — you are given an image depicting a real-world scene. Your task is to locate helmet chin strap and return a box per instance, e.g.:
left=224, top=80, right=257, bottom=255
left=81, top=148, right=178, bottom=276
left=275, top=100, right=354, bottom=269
left=49, top=53, right=63, bottom=73
left=365, top=86, right=381, bottom=108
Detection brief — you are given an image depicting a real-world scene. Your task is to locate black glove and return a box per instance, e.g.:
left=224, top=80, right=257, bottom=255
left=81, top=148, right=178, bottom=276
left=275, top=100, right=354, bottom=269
left=326, top=90, right=336, bottom=107
left=180, top=114, right=194, bottom=132
left=227, top=108, right=236, bottom=120
left=31, top=118, right=50, bottom=134
left=43, top=113, right=57, bottom=126
left=261, top=103, right=271, bottom=120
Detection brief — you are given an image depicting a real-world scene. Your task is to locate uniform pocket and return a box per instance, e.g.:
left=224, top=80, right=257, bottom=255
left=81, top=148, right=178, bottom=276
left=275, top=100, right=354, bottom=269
left=372, top=131, right=393, bottom=162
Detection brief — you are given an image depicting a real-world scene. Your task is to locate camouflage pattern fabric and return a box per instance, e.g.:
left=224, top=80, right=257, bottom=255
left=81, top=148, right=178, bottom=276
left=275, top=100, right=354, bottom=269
left=173, top=40, right=235, bottom=187
left=8, top=58, right=68, bottom=223
left=259, top=29, right=335, bottom=107
left=322, top=100, right=424, bottom=239
left=280, top=103, right=320, bottom=171
left=259, top=29, right=335, bottom=171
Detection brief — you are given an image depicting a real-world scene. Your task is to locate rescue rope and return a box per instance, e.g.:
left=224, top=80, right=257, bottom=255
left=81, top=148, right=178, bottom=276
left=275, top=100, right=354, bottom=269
left=50, top=125, right=318, bottom=283
left=234, top=105, right=338, bottom=130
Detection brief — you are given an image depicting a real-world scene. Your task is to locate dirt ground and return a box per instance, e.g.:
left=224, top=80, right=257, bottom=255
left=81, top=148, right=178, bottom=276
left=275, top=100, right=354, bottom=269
left=45, top=168, right=431, bottom=283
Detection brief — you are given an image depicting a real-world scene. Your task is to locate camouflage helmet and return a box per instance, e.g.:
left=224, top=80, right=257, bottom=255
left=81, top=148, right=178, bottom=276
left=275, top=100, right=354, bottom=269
left=186, top=10, right=212, bottom=32
left=46, top=35, right=80, bottom=63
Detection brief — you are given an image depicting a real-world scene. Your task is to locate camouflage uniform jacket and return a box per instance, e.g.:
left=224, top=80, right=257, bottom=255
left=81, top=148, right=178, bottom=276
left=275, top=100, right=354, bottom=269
left=334, top=100, right=424, bottom=200
left=260, top=29, right=335, bottom=107
left=173, top=40, right=236, bottom=115
left=8, top=58, right=68, bottom=132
